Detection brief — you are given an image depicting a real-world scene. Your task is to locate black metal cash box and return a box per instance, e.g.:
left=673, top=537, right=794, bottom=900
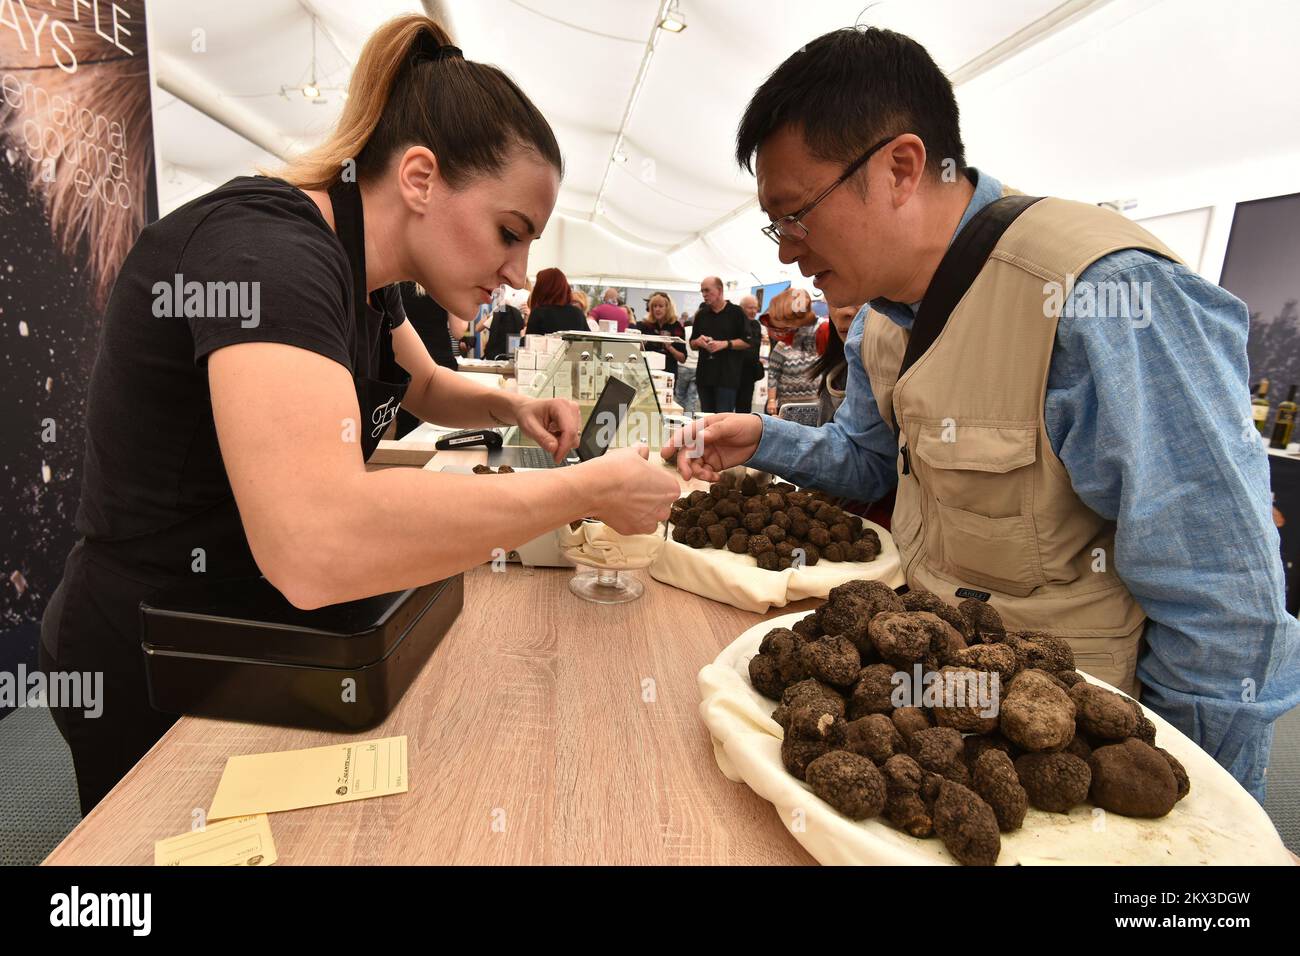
left=141, top=574, right=462, bottom=730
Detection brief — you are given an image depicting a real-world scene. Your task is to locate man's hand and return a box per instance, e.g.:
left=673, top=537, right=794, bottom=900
left=704, top=339, right=728, bottom=353
left=660, top=413, right=763, bottom=482
left=515, top=397, right=581, bottom=464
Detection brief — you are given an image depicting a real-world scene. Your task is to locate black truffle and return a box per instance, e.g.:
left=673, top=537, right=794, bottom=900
left=890, top=706, right=934, bottom=746
left=798, top=636, right=862, bottom=689
left=958, top=598, right=1006, bottom=643
left=706, top=522, right=728, bottom=550
left=748, top=654, right=784, bottom=699
left=931, top=666, right=1000, bottom=735
left=910, top=726, right=965, bottom=776
left=840, top=714, right=906, bottom=764
left=1000, top=669, right=1076, bottom=752
left=882, top=754, right=933, bottom=837
left=933, top=781, right=1001, bottom=866
left=1014, top=752, right=1092, bottom=813
left=1156, top=747, right=1191, bottom=802
left=848, top=663, right=899, bottom=719
left=972, top=750, right=1028, bottom=832
left=1069, top=682, right=1138, bottom=741
left=805, top=751, right=887, bottom=820
left=868, top=611, right=945, bottom=667
left=1087, top=739, right=1178, bottom=818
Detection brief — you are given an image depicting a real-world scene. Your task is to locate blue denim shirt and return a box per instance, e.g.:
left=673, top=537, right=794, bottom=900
left=748, top=169, right=1300, bottom=802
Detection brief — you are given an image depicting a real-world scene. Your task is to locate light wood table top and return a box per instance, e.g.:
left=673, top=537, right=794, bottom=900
left=44, top=448, right=819, bottom=865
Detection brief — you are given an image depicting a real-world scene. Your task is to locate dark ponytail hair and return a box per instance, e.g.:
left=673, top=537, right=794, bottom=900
left=278, top=15, right=562, bottom=190
left=811, top=317, right=846, bottom=391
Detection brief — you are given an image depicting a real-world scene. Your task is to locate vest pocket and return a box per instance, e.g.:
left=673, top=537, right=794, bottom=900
left=934, top=501, right=1044, bottom=596
left=912, top=424, right=1043, bottom=596
left=913, top=424, right=1036, bottom=518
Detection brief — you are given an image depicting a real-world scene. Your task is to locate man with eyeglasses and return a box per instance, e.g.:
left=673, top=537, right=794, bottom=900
left=662, top=27, right=1298, bottom=804
left=690, top=276, right=749, bottom=413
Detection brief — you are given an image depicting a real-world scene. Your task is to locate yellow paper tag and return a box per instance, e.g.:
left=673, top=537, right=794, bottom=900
left=154, top=814, right=277, bottom=866
left=208, top=736, right=408, bottom=821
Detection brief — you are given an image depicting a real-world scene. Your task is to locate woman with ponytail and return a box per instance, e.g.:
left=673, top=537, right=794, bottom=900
left=41, top=15, right=680, bottom=813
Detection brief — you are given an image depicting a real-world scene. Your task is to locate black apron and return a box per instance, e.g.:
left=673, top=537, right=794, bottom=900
left=328, top=177, right=412, bottom=459
left=41, top=177, right=410, bottom=813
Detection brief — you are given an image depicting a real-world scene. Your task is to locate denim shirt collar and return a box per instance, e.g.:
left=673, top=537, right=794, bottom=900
left=871, top=167, right=1003, bottom=330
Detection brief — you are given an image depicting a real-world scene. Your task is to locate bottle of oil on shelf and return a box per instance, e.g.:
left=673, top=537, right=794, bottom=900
left=1253, top=378, right=1272, bottom=435
left=1270, top=385, right=1297, bottom=449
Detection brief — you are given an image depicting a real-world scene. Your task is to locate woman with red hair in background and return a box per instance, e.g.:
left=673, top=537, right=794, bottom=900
left=523, top=267, right=589, bottom=336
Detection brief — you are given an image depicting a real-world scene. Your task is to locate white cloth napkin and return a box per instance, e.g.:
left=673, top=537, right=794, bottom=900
left=649, top=517, right=904, bottom=612
left=557, top=521, right=665, bottom=570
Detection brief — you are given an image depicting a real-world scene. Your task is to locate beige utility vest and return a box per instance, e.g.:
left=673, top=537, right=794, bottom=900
left=861, top=193, right=1180, bottom=696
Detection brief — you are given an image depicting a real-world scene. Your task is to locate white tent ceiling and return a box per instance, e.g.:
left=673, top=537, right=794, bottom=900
left=150, top=0, right=1300, bottom=293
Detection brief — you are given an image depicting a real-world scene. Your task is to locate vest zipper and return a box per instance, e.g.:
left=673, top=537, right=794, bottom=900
left=897, top=436, right=923, bottom=584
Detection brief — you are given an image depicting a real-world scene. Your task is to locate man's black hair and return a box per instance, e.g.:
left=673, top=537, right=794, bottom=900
left=736, top=27, right=965, bottom=179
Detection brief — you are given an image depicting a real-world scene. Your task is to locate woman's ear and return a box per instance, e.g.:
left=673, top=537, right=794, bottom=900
left=396, top=146, right=441, bottom=213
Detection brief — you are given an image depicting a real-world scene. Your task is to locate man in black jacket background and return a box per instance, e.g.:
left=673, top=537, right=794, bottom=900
left=690, top=276, right=748, bottom=413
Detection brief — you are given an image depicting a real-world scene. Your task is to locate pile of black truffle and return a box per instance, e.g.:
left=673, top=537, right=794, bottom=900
left=669, top=471, right=881, bottom=571
left=748, top=581, right=1190, bottom=866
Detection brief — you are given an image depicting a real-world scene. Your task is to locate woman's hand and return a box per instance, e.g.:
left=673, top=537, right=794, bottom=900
left=582, top=445, right=681, bottom=535
left=659, top=413, right=763, bottom=482
left=515, top=397, right=581, bottom=464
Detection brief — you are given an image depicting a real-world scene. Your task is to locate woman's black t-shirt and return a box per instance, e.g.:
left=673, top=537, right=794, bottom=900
left=76, top=175, right=404, bottom=553
left=483, top=305, right=525, bottom=359
left=524, top=303, right=589, bottom=336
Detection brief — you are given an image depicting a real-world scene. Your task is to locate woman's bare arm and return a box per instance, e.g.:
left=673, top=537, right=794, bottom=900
left=208, top=342, right=677, bottom=608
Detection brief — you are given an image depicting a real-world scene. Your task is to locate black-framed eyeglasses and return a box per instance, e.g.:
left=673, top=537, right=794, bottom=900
left=761, top=134, right=899, bottom=244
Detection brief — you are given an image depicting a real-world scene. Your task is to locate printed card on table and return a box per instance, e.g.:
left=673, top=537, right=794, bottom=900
left=154, top=814, right=277, bottom=866
left=208, top=736, right=408, bottom=821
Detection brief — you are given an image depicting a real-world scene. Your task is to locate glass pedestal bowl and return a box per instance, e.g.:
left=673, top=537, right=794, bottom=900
left=558, top=520, right=665, bottom=605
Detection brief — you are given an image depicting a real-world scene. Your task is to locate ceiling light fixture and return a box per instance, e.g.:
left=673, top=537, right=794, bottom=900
left=592, top=0, right=678, bottom=221
left=280, top=15, right=343, bottom=103
left=659, top=0, right=686, bottom=33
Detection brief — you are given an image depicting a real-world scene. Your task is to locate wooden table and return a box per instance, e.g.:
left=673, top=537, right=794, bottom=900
left=44, top=448, right=819, bottom=865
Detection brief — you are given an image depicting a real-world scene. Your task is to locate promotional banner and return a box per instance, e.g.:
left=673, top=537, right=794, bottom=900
left=0, top=0, right=157, bottom=706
